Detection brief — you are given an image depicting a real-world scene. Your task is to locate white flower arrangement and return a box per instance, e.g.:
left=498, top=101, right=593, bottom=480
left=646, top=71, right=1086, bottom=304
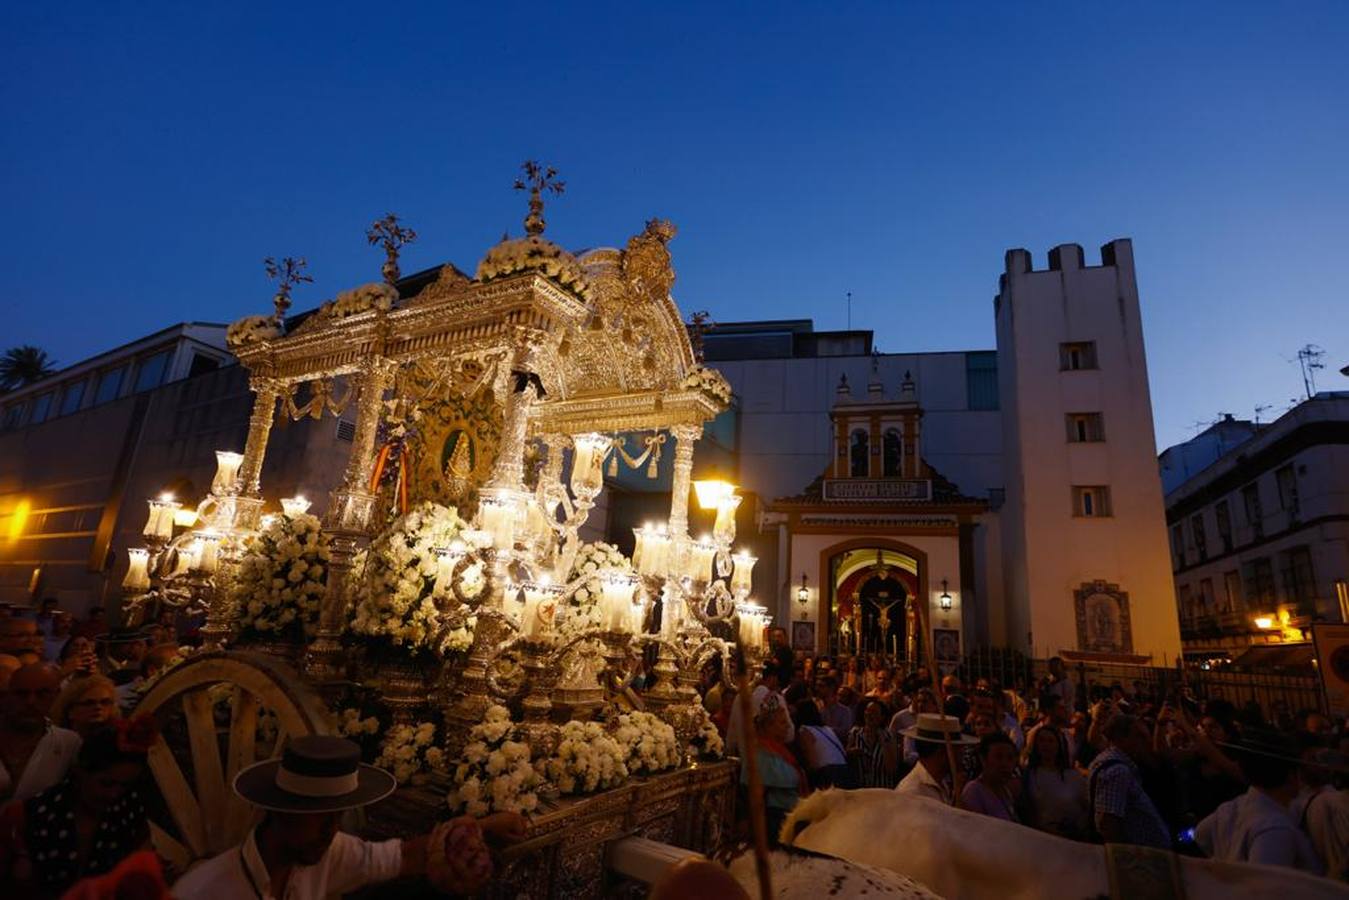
left=612, top=711, right=681, bottom=775
left=557, top=541, right=632, bottom=639
left=374, top=721, right=448, bottom=786
left=233, top=512, right=329, bottom=642
left=322, top=282, right=397, bottom=321
left=449, top=705, right=541, bottom=817
left=540, top=720, right=628, bottom=795
left=348, top=501, right=484, bottom=656
left=476, top=236, right=595, bottom=302
left=337, top=707, right=381, bottom=738
left=226, top=314, right=282, bottom=348
left=679, top=366, right=732, bottom=406
left=685, top=703, right=725, bottom=760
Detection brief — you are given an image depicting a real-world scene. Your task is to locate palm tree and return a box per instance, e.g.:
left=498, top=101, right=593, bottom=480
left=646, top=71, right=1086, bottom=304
left=0, top=346, right=58, bottom=391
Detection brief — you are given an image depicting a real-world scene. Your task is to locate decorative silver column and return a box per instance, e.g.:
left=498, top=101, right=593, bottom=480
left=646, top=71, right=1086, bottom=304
left=667, top=424, right=701, bottom=538
left=306, top=356, right=397, bottom=681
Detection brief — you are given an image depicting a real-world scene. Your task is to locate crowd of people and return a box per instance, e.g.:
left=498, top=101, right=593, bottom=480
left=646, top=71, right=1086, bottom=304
left=701, top=647, right=1349, bottom=883
left=0, top=598, right=527, bottom=898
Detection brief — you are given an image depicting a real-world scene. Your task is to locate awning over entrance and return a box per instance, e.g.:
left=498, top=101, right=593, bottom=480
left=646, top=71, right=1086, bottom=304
left=1230, top=643, right=1316, bottom=671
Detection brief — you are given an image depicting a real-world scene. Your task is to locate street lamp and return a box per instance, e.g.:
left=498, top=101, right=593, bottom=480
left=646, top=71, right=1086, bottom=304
left=939, top=579, right=953, bottom=611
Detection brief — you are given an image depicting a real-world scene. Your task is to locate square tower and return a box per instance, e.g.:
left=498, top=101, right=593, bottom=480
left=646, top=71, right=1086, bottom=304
left=995, top=239, right=1181, bottom=662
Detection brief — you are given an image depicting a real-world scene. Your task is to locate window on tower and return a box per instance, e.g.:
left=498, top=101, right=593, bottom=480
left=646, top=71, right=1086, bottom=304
left=882, top=428, right=902, bottom=476
left=850, top=429, right=869, bottom=477
left=1065, top=412, right=1105, bottom=442
left=1072, top=485, right=1112, bottom=518
left=1059, top=341, right=1098, bottom=371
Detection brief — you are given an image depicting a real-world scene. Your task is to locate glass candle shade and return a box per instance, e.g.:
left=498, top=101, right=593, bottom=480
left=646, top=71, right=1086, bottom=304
left=192, top=532, right=223, bottom=574
left=212, top=451, right=245, bottom=495
left=569, top=433, right=610, bottom=501
left=600, top=572, right=639, bottom=632
left=730, top=551, right=756, bottom=598
left=631, top=526, right=649, bottom=574
left=122, top=548, right=151, bottom=592
left=519, top=580, right=561, bottom=640
left=712, top=494, right=742, bottom=547
left=477, top=490, right=520, bottom=551
left=684, top=539, right=717, bottom=584
left=281, top=495, right=311, bottom=517
left=143, top=496, right=181, bottom=540
left=432, top=542, right=467, bottom=596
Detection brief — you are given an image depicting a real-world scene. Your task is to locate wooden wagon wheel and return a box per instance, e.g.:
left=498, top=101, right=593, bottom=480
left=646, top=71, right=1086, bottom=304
left=132, top=649, right=334, bottom=870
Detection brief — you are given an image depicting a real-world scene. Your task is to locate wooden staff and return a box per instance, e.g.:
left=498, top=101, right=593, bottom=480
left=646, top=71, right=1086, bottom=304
left=736, top=656, right=773, bottom=900
left=913, top=595, right=960, bottom=805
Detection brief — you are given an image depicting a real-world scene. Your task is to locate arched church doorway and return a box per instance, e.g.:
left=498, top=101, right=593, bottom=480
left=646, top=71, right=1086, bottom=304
left=824, top=543, right=924, bottom=660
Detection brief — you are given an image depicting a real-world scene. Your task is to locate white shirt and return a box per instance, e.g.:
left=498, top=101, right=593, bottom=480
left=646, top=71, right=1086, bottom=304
left=1195, top=787, right=1324, bottom=875
left=0, top=723, right=81, bottom=803
left=1292, top=785, right=1349, bottom=883
left=894, top=759, right=952, bottom=805
left=725, top=684, right=794, bottom=757
left=173, top=827, right=403, bottom=900
left=798, top=725, right=847, bottom=771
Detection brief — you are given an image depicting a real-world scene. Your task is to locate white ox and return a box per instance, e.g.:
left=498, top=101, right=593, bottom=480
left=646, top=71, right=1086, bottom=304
left=775, top=789, right=1348, bottom=900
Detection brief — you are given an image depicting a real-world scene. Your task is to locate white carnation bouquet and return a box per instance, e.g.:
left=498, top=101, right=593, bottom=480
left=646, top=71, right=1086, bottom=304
left=612, top=711, right=681, bottom=775
left=374, top=721, right=448, bottom=786
left=540, top=720, right=628, bottom=795
left=449, top=705, right=541, bottom=817
left=225, top=314, right=282, bottom=348
left=685, top=703, right=725, bottom=760
left=348, top=501, right=485, bottom=658
left=232, top=512, right=329, bottom=642
left=557, top=541, right=632, bottom=638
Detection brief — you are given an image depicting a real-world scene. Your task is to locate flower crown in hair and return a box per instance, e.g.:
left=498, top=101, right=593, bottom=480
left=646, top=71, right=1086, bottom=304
left=115, top=714, right=159, bottom=753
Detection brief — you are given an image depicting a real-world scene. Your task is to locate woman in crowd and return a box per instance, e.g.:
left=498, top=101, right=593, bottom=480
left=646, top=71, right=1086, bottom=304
left=0, top=716, right=157, bottom=897
left=1018, top=724, right=1088, bottom=839
left=960, top=712, right=1003, bottom=781
left=51, top=675, right=118, bottom=738
left=846, top=697, right=899, bottom=788
left=742, top=693, right=808, bottom=844
left=960, top=732, right=1021, bottom=822
left=794, top=700, right=851, bottom=789
left=56, top=636, right=99, bottom=683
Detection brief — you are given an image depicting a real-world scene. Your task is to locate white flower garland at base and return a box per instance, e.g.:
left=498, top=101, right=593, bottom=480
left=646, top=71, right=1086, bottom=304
left=612, top=711, right=681, bottom=775
left=374, top=721, right=447, bottom=786
left=449, top=705, right=541, bottom=817
left=233, top=512, right=329, bottom=642
left=540, top=720, right=628, bottom=795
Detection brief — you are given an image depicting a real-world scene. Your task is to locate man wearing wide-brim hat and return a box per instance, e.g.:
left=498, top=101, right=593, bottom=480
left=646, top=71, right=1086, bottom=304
left=894, top=713, right=976, bottom=804
left=174, top=736, right=527, bottom=899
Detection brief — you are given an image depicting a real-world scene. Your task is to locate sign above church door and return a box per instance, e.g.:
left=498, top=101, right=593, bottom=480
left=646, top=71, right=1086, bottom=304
left=822, top=478, right=932, bottom=502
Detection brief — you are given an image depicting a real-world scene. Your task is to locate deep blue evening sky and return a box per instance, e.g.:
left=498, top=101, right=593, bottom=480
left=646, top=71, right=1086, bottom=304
left=3, top=2, right=1346, bottom=449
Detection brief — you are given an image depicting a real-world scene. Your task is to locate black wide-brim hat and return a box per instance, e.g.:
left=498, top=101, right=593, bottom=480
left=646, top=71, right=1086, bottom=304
left=234, top=735, right=397, bottom=813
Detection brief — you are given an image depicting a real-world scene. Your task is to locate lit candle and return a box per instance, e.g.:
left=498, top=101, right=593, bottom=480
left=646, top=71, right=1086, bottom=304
left=685, top=538, right=717, bottom=583
left=143, top=495, right=180, bottom=539
left=631, top=525, right=650, bottom=574
left=123, top=548, right=151, bottom=592
left=713, top=494, right=741, bottom=547
left=433, top=542, right=466, bottom=596
left=661, top=584, right=682, bottom=638
left=569, top=433, right=610, bottom=500
left=730, top=550, right=756, bottom=598
left=646, top=525, right=671, bottom=578
left=281, top=495, right=311, bottom=517
left=193, top=532, right=222, bottom=574
left=212, top=451, right=245, bottom=495
left=600, top=572, right=638, bottom=632
left=476, top=493, right=517, bottom=551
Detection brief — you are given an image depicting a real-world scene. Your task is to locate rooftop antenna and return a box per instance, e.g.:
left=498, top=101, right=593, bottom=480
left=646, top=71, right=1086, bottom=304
left=1295, top=344, right=1325, bottom=400
left=1254, top=403, right=1272, bottom=426
left=846, top=291, right=852, bottom=331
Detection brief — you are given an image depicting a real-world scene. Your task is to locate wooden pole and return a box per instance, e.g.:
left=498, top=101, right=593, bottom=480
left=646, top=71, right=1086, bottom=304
left=737, top=660, right=773, bottom=900
left=913, top=595, right=960, bottom=805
